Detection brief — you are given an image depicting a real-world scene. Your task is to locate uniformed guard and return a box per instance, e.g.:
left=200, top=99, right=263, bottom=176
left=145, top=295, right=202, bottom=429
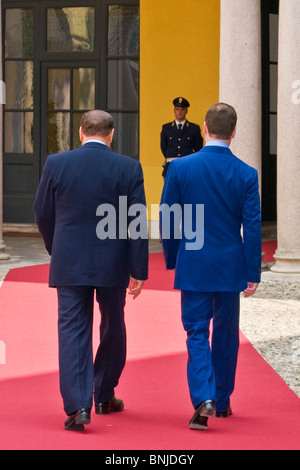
left=160, top=97, right=203, bottom=177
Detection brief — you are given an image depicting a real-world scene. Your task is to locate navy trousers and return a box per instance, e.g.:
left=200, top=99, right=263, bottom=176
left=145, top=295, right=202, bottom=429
left=181, top=291, right=240, bottom=413
left=57, top=286, right=127, bottom=416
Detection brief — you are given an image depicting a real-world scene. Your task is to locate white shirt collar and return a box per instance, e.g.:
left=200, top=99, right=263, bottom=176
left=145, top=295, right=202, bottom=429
left=175, top=120, right=186, bottom=128
left=84, top=138, right=106, bottom=146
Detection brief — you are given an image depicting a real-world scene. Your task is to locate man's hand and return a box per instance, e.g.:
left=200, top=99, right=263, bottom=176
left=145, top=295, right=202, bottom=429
left=128, top=278, right=144, bottom=300
left=243, top=282, right=259, bottom=298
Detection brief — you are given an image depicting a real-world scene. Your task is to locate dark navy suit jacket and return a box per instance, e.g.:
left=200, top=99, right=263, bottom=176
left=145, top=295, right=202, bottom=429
left=160, top=145, right=261, bottom=292
left=34, top=142, right=148, bottom=288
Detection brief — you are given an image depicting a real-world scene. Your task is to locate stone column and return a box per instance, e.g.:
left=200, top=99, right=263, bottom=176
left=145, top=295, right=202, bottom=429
left=219, top=0, right=262, bottom=182
left=271, top=0, right=300, bottom=273
left=0, top=3, right=9, bottom=261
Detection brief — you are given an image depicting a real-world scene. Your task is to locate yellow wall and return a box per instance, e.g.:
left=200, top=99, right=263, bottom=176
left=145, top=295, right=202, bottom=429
left=140, top=0, right=220, bottom=220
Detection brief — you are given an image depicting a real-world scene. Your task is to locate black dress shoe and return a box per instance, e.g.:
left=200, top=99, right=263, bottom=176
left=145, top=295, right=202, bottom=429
left=216, top=407, right=232, bottom=418
left=189, top=400, right=216, bottom=430
left=64, top=408, right=91, bottom=431
left=189, top=415, right=208, bottom=430
left=95, top=396, right=124, bottom=415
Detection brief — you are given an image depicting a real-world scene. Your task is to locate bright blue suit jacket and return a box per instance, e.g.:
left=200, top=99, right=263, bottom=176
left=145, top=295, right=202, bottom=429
left=160, top=145, right=261, bottom=292
left=34, top=142, right=148, bottom=288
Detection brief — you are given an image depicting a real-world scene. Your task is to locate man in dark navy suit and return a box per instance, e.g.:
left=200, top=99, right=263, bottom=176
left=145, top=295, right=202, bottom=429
left=160, top=103, right=261, bottom=430
left=160, top=97, right=203, bottom=177
left=34, top=110, right=148, bottom=431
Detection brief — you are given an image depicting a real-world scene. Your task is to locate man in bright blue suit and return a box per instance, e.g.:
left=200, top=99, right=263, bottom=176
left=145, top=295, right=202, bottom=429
left=34, top=110, right=148, bottom=431
left=160, top=103, right=261, bottom=430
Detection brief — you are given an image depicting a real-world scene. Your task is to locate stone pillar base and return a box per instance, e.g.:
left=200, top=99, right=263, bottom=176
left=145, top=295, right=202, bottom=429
left=271, top=251, right=300, bottom=273
left=0, top=239, right=10, bottom=260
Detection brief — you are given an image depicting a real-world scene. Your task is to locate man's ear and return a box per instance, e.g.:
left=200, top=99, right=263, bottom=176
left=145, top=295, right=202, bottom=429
left=79, top=127, right=84, bottom=143
left=107, top=128, right=115, bottom=147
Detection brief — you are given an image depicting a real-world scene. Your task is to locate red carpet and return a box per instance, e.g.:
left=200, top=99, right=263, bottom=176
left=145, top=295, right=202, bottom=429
left=262, top=240, right=277, bottom=263
left=0, top=243, right=299, bottom=450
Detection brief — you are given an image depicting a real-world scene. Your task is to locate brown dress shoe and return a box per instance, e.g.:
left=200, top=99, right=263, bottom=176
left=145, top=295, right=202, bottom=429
left=189, top=400, right=216, bottom=430
left=95, top=396, right=124, bottom=415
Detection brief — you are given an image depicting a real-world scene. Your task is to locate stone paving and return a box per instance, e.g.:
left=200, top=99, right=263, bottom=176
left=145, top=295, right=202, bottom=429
left=0, top=236, right=299, bottom=399
left=240, top=271, right=300, bottom=399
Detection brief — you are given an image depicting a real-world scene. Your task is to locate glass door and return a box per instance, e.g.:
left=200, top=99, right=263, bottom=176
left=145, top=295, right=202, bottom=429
left=41, top=63, right=97, bottom=167
left=3, top=7, right=38, bottom=223
left=2, top=0, right=139, bottom=224
left=261, top=0, right=279, bottom=221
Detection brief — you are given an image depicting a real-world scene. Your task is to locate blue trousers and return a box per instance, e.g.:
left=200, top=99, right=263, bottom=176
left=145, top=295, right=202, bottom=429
left=57, top=286, right=127, bottom=416
left=181, top=291, right=240, bottom=412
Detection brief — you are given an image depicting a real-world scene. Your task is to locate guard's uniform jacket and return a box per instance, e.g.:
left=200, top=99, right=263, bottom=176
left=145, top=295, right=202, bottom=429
left=160, top=120, right=203, bottom=177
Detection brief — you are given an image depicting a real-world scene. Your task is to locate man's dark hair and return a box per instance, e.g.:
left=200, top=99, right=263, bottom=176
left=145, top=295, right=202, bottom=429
left=205, top=103, right=237, bottom=140
left=80, top=110, right=114, bottom=137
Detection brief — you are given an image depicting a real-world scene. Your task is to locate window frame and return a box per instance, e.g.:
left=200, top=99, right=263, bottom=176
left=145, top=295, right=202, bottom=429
left=1, top=0, right=140, bottom=223
left=261, top=0, right=279, bottom=222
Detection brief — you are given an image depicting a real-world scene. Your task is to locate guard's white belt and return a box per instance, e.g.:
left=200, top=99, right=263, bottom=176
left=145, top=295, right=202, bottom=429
left=165, top=157, right=177, bottom=163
